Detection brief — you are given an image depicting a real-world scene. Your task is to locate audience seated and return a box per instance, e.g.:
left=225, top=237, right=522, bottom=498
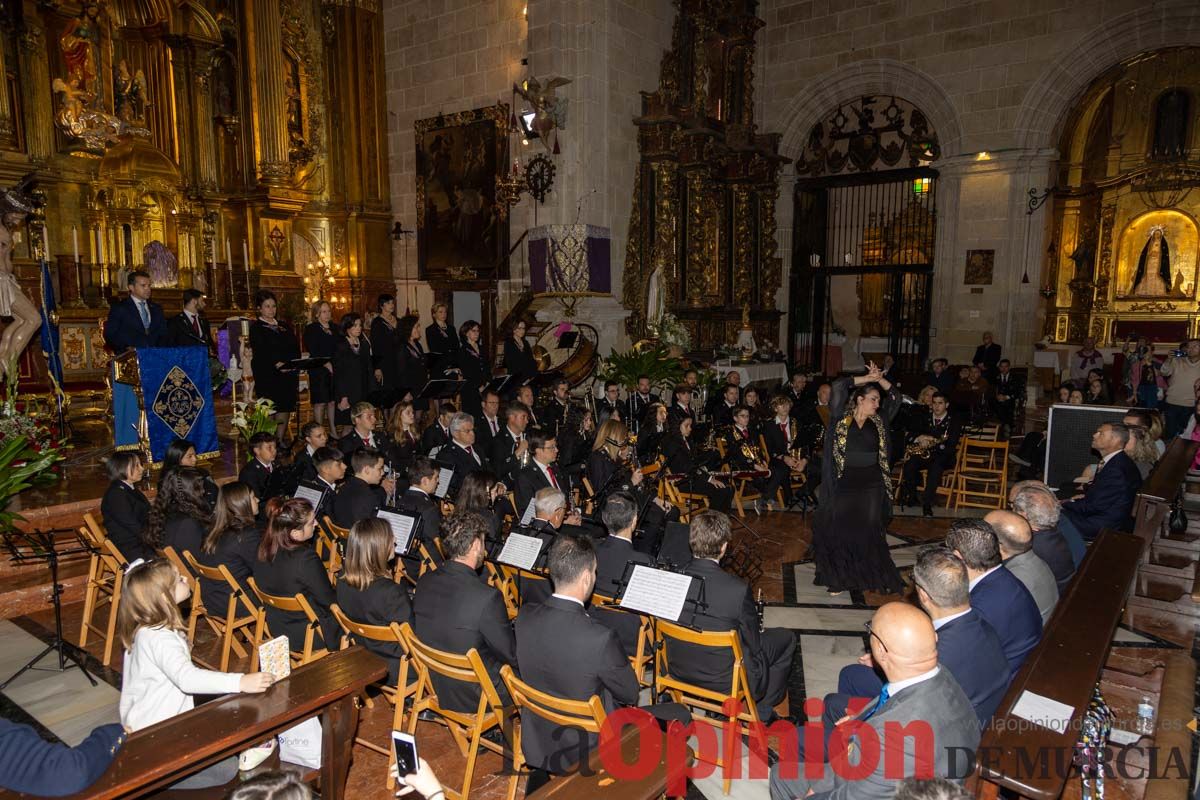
left=331, top=447, right=390, bottom=530
left=590, top=492, right=654, bottom=657
left=100, top=451, right=153, bottom=563
left=770, top=602, right=979, bottom=800
left=1125, top=424, right=1159, bottom=480
left=0, top=718, right=124, bottom=797
left=197, top=482, right=262, bottom=613
left=334, top=518, right=413, bottom=683
left=675, top=511, right=795, bottom=721
left=1009, top=480, right=1076, bottom=589
left=944, top=520, right=1042, bottom=678
left=1059, top=422, right=1141, bottom=549
left=144, top=466, right=213, bottom=558
left=984, top=510, right=1059, bottom=626
left=413, top=512, right=517, bottom=711
left=238, top=433, right=277, bottom=502
left=895, top=777, right=973, bottom=800
left=253, top=498, right=339, bottom=651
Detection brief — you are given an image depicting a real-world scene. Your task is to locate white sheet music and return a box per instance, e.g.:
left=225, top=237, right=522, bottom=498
left=496, top=532, right=543, bottom=571
left=1010, top=690, right=1075, bottom=733
left=294, top=485, right=324, bottom=508
left=377, top=510, right=417, bottom=555
left=519, top=499, right=537, bottom=527
left=435, top=467, right=454, bottom=499
left=619, top=565, right=694, bottom=622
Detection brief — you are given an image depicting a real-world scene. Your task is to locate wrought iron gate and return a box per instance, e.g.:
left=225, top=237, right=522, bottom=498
left=790, top=167, right=937, bottom=374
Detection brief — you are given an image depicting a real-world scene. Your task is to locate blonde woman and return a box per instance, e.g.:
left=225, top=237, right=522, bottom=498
left=586, top=417, right=674, bottom=552
left=304, top=300, right=337, bottom=429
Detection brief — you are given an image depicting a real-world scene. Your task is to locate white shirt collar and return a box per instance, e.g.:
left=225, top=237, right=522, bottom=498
left=320, top=477, right=337, bottom=490
left=507, top=426, right=522, bottom=439
left=550, top=593, right=585, bottom=607
left=933, top=414, right=948, bottom=424
left=931, top=608, right=971, bottom=630
left=886, top=666, right=940, bottom=695
left=306, top=444, right=316, bottom=456
left=968, top=565, right=1002, bottom=592
left=409, top=487, right=428, bottom=497
left=1100, top=450, right=1120, bottom=467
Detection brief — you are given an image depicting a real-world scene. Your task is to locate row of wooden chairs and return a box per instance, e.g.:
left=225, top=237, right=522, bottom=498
left=893, top=436, right=1011, bottom=512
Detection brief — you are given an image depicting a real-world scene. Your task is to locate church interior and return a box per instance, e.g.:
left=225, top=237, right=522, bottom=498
left=2, top=0, right=1200, bottom=798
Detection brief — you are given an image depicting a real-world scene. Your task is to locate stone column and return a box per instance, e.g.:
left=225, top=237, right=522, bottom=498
left=244, top=0, right=290, bottom=185
left=16, top=12, right=53, bottom=163
left=0, top=27, right=15, bottom=147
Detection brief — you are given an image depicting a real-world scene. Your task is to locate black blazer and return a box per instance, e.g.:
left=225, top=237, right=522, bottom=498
left=249, top=320, right=301, bottom=413
left=419, top=424, right=450, bottom=455
left=103, top=296, right=167, bottom=351
left=625, top=393, right=659, bottom=428
left=425, top=322, right=460, bottom=369
left=395, top=488, right=443, bottom=555
left=502, top=337, right=537, bottom=391
left=973, top=342, right=1002, bottom=375
left=936, top=609, right=1011, bottom=726
left=253, top=546, right=339, bottom=651
left=370, top=316, right=401, bottom=393
left=1061, top=450, right=1142, bottom=541
left=164, top=311, right=213, bottom=351
left=719, top=425, right=761, bottom=470
left=238, top=459, right=274, bottom=501
left=490, top=427, right=523, bottom=483
left=436, top=441, right=488, bottom=497
left=335, top=576, right=413, bottom=683
left=1032, top=527, right=1076, bottom=592
left=590, top=536, right=654, bottom=657
left=338, top=429, right=393, bottom=462
left=332, top=476, right=387, bottom=530
left=514, top=596, right=640, bottom=771
left=515, top=463, right=558, bottom=515
left=163, top=514, right=207, bottom=561
left=760, top=417, right=799, bottom=459
left=100, top=480, right=153, bottom=563
left=456, top=344, right=490, bottom=391
left=332, top=336, right=374, bottom=409
left=413, top=560, right=516, bottom=712
left=911, top=413, right=962, bottom=465
left=397, top=341, right=429, bottom=410
left=197, top=525, right=260, bottom=615
left=475, top=414, right=501, bottom=457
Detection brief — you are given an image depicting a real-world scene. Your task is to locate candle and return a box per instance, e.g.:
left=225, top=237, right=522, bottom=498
left=42, top=224, right=49, bottom=260
left=243, top=239, right=249, bottom=269
left=72, top=225, right=79, bottom=263
left=210, top=237, right=216, bottom=271
left=225, top=238, right=232, bottom=267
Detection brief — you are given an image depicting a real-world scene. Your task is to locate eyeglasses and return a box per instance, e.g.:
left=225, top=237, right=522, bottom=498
left=863, top=620, right=888, bottom=653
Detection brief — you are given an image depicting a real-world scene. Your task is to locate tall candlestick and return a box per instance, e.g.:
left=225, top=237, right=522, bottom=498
left=41, top=224, right=49, bottom=260
left=243, top=239, right=249, bottom=269
left=225, top=238, right=235, bottom=307
left=72, top=225, right=79, bottom=263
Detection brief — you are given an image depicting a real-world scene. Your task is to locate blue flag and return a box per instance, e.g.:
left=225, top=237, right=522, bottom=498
left=38, top=259, right=64, bottom=390
left=136, top=346, right=219, bottom=463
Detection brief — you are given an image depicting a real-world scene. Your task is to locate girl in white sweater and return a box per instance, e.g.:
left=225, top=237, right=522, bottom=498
left=117, top=558, right=274, bottom=788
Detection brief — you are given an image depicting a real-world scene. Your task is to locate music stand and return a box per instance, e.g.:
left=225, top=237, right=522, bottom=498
left=278, top=356, right=330, bottom=373
left=418, top=378, right=466, bottom=404
left=610, top=562, right=707, bottom=696
left=0, top=529, right=98, bottom=690
left=485, top=375, right=515, bottom=398
left=556, top=331, right=579, bottom=350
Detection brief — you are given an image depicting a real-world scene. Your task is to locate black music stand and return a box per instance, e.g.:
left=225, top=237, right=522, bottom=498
left=0, top=529, right=98, bottom=689
left=278, top=356, right=330, bottom=372
left=418, top=378, right=466, bottom=404
left=610, top=563, right=707, bottom=697
left=485, top=375, right=515, bottom=398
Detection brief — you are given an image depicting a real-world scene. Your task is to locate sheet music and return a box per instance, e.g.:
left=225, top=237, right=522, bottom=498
left=496, top=532, right=543, bottom=571
left=519, top=499, right=537, bottom=527
left=435, top=467, right=454, bottom=499
left=1010, top=690, right=1075, bottom=733
left=377, top=510, right=417, bottom=555
left=619, top=565, right=694, bottom=622
left=294, top=485, right=324, bottom=508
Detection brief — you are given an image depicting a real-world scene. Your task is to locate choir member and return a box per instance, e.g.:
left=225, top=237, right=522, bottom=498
left=333, top=312, right=376, bottom=433
left=502, top=320, right=537, bottom=398
left=425, top=302, right=461, bottom=373
left=397, top=314, right=429, bottom=414
left=303, top=300, right=337, bottom=431
left=248, top=290, right=300, bottom=441
left=455, top=319, right=489, bottom=417
left=370, top=294, right=402, bottom=412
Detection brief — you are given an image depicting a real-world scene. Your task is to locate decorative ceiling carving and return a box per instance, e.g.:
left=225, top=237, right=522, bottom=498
left=795, top=96, right=940, bottom=178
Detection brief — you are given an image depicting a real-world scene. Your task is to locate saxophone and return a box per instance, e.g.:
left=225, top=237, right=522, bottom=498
left=904, top=428, right=947, bottom=461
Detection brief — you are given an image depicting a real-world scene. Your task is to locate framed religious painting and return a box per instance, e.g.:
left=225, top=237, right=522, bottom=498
left=415, top=104, right=511, bottom=282
left=964, top=249, right=994, bottom=285
left=1115, top=210, right=1198, bottom=300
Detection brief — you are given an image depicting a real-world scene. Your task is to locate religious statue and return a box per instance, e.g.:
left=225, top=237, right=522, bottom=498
left=60, top=2, right=103, bottom=96
left=645, top=256, right=667, bottom=326
left=0, top=185, right=41, bottom=381
left=113, top=60, right=149, bottom=126
left=513, top=75, right=572, bottom=153
left=1129, top=225, right=1173, bottom=297
left=52, top=78, right=121, bottom=150
left=144, top=240, right=178, bottom=288
left=735, top=302, right=756, bottom=355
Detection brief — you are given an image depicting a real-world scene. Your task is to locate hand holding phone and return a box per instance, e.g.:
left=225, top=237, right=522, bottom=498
left=392, top=731, right=418, bottom=778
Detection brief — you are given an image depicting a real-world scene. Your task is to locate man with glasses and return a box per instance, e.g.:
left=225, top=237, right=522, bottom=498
left=515, top=430, right=570, bottom=514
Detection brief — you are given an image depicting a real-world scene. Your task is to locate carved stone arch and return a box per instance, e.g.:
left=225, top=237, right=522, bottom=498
left=775, top=59, right=964, bottom=163
left=168, top=0, right=222, bottom=44
left=1013, top=0, right=1200, bottom=151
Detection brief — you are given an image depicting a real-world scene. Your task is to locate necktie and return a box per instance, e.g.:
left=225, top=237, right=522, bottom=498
left=862, top=684, right=890, bottom=720
left=265, top=463, right=273, bottom=474
left=490, top=419, right=498, bottom=435
left=467, top=445, right=475, bottom=458
left=138, top=300, right=150, bottom=329
left=780, top=422, right=788, bottom=437
left=367, top=434, right=374, bottom=448
left=548, top=466, right=559, bottom=489
left=742, top=428, right=748, bottom=440
left=191, top=314, right=201, bottom=337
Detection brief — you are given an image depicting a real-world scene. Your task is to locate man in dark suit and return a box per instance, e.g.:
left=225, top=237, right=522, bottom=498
left=0, top=717, right=124, bottom=797
left=973, top=331, right=1002, bottom=380
left=474, top=390, right=503, bottom=458
left=515, top=430, right=568, bottom=514
left=899, top=392, right=962, bottom=516
left=491, top=401, right=531, bottom=485
left=922, top=357, right=957, bottom=396
left=238, top=433, right=277, bottom=502
left=310, top=446, right=346, bottom=525
left=436, top=412, right=488, bottom=497
left=784, top=372, right=810, bottom=415
left=591, top=493, right=654, bottom=657
left=395, top=456, right=444, bottom=566
left=537, top=377, right=573, bottom=439
left=1010, top=480, right=1077, bottom=589
left=165, top=288, right=214, bottom=352
left=1059, top=422, right=1142, bottom=549
left=338, top=403, right=393, bottom=461
left=990, top=359, right=1024, bottom=429
left=675, top=511, right=795, bottom=720
left=770, top=602, right=980, bottom=800
left=597, top=381, right=623, bottom=420
left=331, top=447, right=391, bottom=529
left=706, top=384, right=742, bottom=427
left=945, top=519, right=1042, bottom=678
left=514, top=534, right=640, bottom=777
left=105, top=270, right=167, bottom=449
left=420, top=402, right=455, bottom=455
left=413, top=512, right=517, bottom=712
left=624, top=375, right=659, bottom=431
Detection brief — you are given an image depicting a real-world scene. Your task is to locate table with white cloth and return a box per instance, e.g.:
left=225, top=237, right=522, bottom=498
left=713, top=361, right=788, bottom=387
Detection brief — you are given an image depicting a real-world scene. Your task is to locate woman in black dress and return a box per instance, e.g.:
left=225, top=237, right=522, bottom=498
left=335, top=518, right=413, bottom=683
left=370, top=294, right=401, bottom=414
left=661, top=416, right=732, bottom=513
left=249, top=290, right=300, bottom=440
left=502, top=320, right=536, bottom=399
left=812, top=363, right=903, bottom=596
left=333, top=312, right=375, bottom=432
left=100, top=451, right=153, bottom=563
left=425, top=301, right=460, bottom=373
left=303, top=301, right=337, bottom=431
left=455, top=319, right=490, bottom=417
left=396, top=314, right=429, bottom=416
left=198, top=482, right=261, bottom=617
left=144, top=466, right=214, bottom=559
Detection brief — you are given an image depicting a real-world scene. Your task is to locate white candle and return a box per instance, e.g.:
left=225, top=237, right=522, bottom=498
left=42, top=224, right=50, bottom=259
left=225, top=238, right=232, bottom=267
left=243, top=239, right=249, bottom=269
left=210, top=237, right=216, bottom=271
left=72, top=225, right=79, bottom=263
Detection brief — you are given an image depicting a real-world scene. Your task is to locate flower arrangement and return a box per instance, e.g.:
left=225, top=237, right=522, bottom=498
left=0, top=359, right=67, bottom=533
left=647, top=312, right=692, bottom=350
left=231, top=397, right=278, bottom=444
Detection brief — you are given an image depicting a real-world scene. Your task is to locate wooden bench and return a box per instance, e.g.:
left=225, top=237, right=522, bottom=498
left=528, top=725, right=672, bottom=800
left=0, top=647, right=386, bottom=800
left=1128, top=439, right=1200, bottom=622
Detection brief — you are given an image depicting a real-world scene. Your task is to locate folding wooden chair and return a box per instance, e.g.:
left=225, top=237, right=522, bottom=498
left=661, top=476, right=710, bottom=523
left=247, top=577, right=330, bottom=667
left=183, top=552, right=260, bottom=671
left=500, top=664, right=607, bottom=785
left=322, top=516, right=350, bottom=541
left=314, top=526, right=342, bottom=584
left=591, top=592, right=653, bottom=687
left=331, top=605, right=419, bottom=787
left=655, top=619, right=761, bottom=795
left=484, top=561, right=521, bottom=620
left=77, top=522, right=126, bottom=666
left=717, top=436, right=765, bottom=518
left=399, top=623, right=519, bottom=800
left=952, top=438, right=1010, bottom=511
left=498, top=563, right=550, bottom=607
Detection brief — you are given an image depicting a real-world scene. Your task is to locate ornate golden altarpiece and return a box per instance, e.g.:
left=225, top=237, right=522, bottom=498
left=622, top=0, right=788, bottom=349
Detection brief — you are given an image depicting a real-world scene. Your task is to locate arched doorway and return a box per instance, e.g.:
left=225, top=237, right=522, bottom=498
left=789, top=96, right=940, bottom=373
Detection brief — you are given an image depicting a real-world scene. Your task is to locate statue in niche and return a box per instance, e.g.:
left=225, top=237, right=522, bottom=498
left=52, top=77, right=121, bottom=150
left=60, top=2, right=103, bottom=96
left=645, top=256, right=667, bottom=327
left=1129, top=226, right=1172, bottom=297
left=113, top=60, right=149, bottom=126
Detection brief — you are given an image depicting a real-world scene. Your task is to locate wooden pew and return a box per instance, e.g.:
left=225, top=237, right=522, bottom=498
left=972, top=529, right=1144, bottom=800
left=0, top=647, right=386, bottom=800
left=528, top=725, right=671, bottom=800
left=1128, top=438, right=1200, bottom=622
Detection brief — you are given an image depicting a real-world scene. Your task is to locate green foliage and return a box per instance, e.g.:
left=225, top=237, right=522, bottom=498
left=596, top=344, right=687, bottom=394
left=0, top=434, right=65, bottom=533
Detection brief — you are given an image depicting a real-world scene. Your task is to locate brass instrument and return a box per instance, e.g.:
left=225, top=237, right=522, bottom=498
left=903, top=429, right=947, bottom=462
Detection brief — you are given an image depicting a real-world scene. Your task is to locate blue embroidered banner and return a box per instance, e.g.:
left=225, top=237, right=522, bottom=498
left=137, top=346, right=218, bottom=463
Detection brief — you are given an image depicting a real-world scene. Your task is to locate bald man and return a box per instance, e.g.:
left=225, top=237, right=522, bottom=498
left=770, top=603, right=979, bottom=800
left=986, top=510, right=1059, bottom=625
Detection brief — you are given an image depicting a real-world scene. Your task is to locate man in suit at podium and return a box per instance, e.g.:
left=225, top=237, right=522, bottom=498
left=104, top=270, right=166, bottom=449
left=165, top=288, right=213, bottom=352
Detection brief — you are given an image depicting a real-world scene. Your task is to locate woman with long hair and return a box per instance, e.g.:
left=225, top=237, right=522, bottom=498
left=333, top=312, right=375, bottom=433
left=636, top=401, right=670, bottom=462
left=587, top=418, right=674, bottom=553
left=198, top=482, right=261, bottom=616
left=303, top=300, right=337, bottom=429
left=249, top=290, right=301, bottom=441
left=335, top=518, right=412, bottom=683
left=812, top=363, right=903, bottom=595
left=456, top=319, right=490, bottom=417
left=252, top=498, right=338, bottom=650
left=396, top=314, right=429, bottom=416
left=387, top=400, right=420, bottom=488
left=100, top=451, right=152, bottom=562
left=454, top=470, right=505, bottom=542
left=501, top=320, right=536, bottom=399
left=660, top=415, right=731, bottom=513
left=158, top=438, right=218, bottom=505
left=144, top=467, right=214, bottom=557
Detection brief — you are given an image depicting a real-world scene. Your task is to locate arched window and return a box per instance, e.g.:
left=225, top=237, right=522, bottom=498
left=1150, top=88, right=1189, bottom=161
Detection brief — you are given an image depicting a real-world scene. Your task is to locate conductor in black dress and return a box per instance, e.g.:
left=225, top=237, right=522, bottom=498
left=332, top=313, right=377, bottom=432
left=455, top=319, right=490, bottom=418
left=370, top=294, right=402, bottom=412
left=425, top=302, right=460, bottom=374
left=303, top=300, right=337, bottom=433
left=248, top=290, right=300, bottom=441
left=502, top=320, right=537, bottom=399
left=397, top=314, right=430, bottom=415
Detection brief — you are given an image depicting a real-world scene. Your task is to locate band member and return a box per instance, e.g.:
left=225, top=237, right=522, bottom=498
left=339, top=402, right=394, bottom=461
left=455, top=319, right=490, bottom=417
left=585, top=419, right=676, bottom=554
left=636, top=402, right=669, bottom=462
left=166, top=288, right=213, bottom=351
left=538, top=377, right=574, bottom=438
left=436, top=412, right=489, bottom=496
left=597, top=381, right=623, bottom=420
left=624, top=375, right=658, bottom=432
left=425, top=302, right=460, bottom=373
left=515, top=430, right=572, bottom=514
left=899, top=392, right=961, bottom=517
left=420, top=402, right=455, bottom=455
left=720, top=405, right=786, bottom=512
left=331, top=447, right=392, bottom=530
left=395, top=457, right=444, bottom=569
left=661, top=416, right=732, bottom=513
left=760, top=395, right=808, bottom=505
left=668, top=384, right=697, bottom=426
left=517, top=385, right=543, bottom=431
left=707, top=383, right=741, bottom=427
left=502, top=320, right=537, bottom=398
left=743, top=386, right=770, bottom=425
left=475, top=390, right=503, bottom=455
left=238, top=433, right=277, bottom=502
left=397, top=314, right=429, bottom=413
left=491, top=401, right=532, bottom=485
left=784, top=372, right=810, bottom=414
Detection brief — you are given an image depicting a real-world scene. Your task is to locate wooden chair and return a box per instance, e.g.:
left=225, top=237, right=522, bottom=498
left=952, top=438, right=1010, bottom=511
left=759, top=433, right=805, bottom=506
left=82, top=511, right=107, bottom=545
left=580, top=476, right=597, bottom=515
left=77, top=522, right=127, bottom=666
left=183, top=551, right=260, bottom=671
left=330, top=604, right=418, bottom=787
left=498, top=563, right=550, bottom=607
left=247, top=577, right=330, bottom=667
left=399, top=622, right=519, bottom=800
left=161, top=545, right=200, bottom=646
left=314, top=525, right=342, bottom=584
left=717, top=436, right=767, bottom=517
left=499, top=663, right=607, bottom=784
left=895, top=437, right=966, bottom=509
left=484, top=561, right=521, bottom=620
left=416, top=540, right=441, bottom=576
left=591, top=592, right=653, bottom=687
left=322, top=516, right=350, bottom=541
left=661, top=476, right=710, bottom=523
left=655, top=619, right=761, bottom=795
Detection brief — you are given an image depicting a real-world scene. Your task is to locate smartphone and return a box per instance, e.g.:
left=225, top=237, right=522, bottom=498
left=393, top=731, right=418, bottom=777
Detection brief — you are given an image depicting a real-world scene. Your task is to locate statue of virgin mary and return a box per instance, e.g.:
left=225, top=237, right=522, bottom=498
left=1130, top=225, right=1172, bottom=297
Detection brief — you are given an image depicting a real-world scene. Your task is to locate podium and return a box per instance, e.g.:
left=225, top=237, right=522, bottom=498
left=110, top=347, right=219, bottom=463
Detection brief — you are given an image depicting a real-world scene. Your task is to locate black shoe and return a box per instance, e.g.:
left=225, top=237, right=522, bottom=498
left=922, top=504, right=934, bottom=518
left=481, top=727, right=507, bottom=746
left=417, top=709, right=438, bottom=722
